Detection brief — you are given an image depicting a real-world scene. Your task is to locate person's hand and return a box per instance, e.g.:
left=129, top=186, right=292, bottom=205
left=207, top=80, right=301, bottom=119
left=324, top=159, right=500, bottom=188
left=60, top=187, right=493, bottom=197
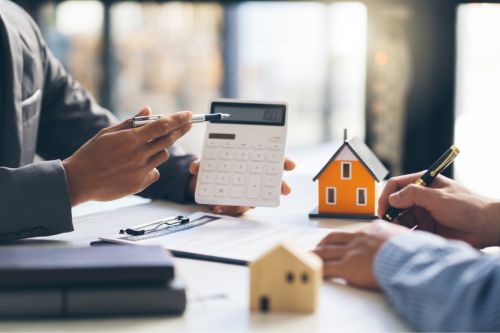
left=187, top=158, right=296, bottom=216
left=63, top=107, right=192, bottom=206
left=378, top=172, right=500, bottom=248
left=314, top=220, right=409, bottom=289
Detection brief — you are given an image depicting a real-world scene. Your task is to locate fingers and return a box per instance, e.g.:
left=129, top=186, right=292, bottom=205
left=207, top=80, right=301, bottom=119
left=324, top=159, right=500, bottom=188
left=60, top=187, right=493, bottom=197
left=146, top=122, right=193, bottom=154
left=284, top=158, right=296, bottom=171
left=377, top=172, right=425, bottom=217
left=378, top=172, right=452, bottom=217
left=281, top=181, right=292, bottom=195
left=137, top=111, right=192, bottom=142
left=142, top=168, right=160, bottom=189
left=101, top=107, right=153, bottom=135
left=323, top=260, right=349, bottom=279
left=388, top=184, right=441, bottom=210
left=317, top=231, right=358, bottom=246
left=314, top=245, right=349, bottom=261
left=135, top=106, right=153, bottom=117
left=189, top=159, right=200, bottom=175
left=147, top=149, right=169, bottom=169
left=212, top=205, right=252, bottom=216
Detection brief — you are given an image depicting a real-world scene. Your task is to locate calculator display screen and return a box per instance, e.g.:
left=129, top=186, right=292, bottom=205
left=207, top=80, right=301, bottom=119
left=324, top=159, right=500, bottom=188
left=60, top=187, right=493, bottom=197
left=211, top=102, right=286, bottom=126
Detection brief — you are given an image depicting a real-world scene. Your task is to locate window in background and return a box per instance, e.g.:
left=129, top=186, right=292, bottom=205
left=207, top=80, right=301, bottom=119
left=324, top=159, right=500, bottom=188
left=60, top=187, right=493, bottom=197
left=455, top=4, right=500, bottom=198
left=111, top=2, right=223, bottom=153
left=237, top=2, right=367, bottom=148
left=39, top=1, right=366, bottom=156
left=40, top=1, right=104, bottom=100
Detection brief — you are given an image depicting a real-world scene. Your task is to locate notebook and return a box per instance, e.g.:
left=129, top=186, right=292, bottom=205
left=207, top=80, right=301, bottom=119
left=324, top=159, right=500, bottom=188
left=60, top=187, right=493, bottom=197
left=0, top=245, right=174, bottom=288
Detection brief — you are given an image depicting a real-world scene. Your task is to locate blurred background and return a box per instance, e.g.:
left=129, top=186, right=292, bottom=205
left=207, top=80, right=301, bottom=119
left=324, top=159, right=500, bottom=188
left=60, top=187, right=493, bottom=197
left=13, top=0, right=500, bottom=198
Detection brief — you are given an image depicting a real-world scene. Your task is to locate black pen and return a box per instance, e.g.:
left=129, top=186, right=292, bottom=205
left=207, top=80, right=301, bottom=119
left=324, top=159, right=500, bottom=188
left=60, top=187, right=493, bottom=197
left=383, top=145, right=460, bottom=222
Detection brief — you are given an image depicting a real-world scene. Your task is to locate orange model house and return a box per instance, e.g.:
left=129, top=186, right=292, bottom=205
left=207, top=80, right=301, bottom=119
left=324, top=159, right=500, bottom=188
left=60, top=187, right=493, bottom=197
left=309, top=132, right=388, bottom=219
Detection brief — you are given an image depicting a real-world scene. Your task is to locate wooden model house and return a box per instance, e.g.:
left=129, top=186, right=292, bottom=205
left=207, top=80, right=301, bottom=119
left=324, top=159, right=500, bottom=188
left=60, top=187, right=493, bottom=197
left=249, top=243, right=322, bottom=313
left=309, top=131, right=388, bottom=219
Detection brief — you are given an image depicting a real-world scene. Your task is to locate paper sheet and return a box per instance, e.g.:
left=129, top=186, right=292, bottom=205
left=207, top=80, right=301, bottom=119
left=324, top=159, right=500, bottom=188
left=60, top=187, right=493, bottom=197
left=72, top=196, right=151, bottom=218
left=101, top=212, right=333, bottom=263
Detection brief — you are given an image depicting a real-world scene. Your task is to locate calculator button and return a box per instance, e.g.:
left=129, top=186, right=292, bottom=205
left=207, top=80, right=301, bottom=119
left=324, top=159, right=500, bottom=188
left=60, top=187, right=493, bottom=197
left=269, top=135, right=285, bottom=142
left=252, top=151, right=265, bottom=161
left=223, top=142, right=235, bottom=148
left=267, top=151, right=281, bottom=162
left=264, top=175, right=279, bottom=187
left=233, top=162, right=247, bottom=173
left=263, top=187, right=279, bottom=200
left=237, top=142, right=251, bottom=149
left=201, top=173, right=215, bottom=184
left=220, top=150, right=234, bottom=160
left=247, top=176, right=262, bottom=199
left=235, top=150, right=249, bottom=161
left=232, top=174, right=246, bottom=185
left=266, top=163, right=281, bottom=174
left=231, top=186, right=244, bottom=198
left=198, top=185, right=213, bottom=197
left=250, top=163, right=265, bottom=174
left=215, top=186, right=228, bottom=197
left=217, top=174, right=230, bottom=185
left=203, top=149, right=218, bottom=160
left=269, top=143, right=284, bottom=151
left=219, top=161, right=232, bottom=172
left=253, top=143, right=266, bottom=150
left=206, top=141, right=219, bottom=148
left=202, top=160, right=217, bottom=171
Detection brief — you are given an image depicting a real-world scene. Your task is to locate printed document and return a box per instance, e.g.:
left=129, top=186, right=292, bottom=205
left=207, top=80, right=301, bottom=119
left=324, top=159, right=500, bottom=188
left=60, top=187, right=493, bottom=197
left=101, top=212, right=333, bottom=264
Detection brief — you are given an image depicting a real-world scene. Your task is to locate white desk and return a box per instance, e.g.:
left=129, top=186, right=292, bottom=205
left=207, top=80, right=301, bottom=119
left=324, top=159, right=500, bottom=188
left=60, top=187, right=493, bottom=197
left=0, top=174, right=411, bottom=332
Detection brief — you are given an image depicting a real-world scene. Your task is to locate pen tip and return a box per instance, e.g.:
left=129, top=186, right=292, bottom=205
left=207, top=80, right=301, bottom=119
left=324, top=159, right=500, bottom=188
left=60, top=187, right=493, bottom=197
left=222, top=113, right=230, bottom=119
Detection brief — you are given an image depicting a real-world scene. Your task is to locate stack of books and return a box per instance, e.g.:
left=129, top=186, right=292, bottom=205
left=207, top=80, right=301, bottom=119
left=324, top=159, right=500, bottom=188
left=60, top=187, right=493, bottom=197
left=0, top=245, right=185, bottom=318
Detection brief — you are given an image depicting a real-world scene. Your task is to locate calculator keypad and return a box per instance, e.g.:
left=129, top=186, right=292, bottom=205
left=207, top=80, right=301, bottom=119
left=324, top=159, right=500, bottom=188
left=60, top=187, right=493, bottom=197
left=196, top=138, right=285, bottom=206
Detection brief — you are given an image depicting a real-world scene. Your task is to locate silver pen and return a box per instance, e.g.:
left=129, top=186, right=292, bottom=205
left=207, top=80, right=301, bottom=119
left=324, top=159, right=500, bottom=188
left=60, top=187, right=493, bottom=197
left=131, top=113, right=230, bottom=128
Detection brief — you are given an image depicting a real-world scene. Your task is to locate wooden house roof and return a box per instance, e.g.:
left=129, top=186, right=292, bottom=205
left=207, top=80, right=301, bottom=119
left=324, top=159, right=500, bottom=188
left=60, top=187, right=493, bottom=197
left=312, top=137, right=389, bottom=182
left=252, top=243, right=322, bottom=271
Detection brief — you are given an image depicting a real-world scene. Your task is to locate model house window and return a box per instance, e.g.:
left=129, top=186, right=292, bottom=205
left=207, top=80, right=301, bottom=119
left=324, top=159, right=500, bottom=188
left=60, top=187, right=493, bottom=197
left=341, top=162, right=352, bottom=180
left=356, top=188, right=367, bottom=206
left=326, top=187, right=336, bottom=205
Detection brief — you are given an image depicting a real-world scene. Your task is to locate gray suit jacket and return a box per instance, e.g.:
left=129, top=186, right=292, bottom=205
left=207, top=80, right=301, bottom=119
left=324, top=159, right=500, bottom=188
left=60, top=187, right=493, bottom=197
left=0, top=1, right=194, bottom=242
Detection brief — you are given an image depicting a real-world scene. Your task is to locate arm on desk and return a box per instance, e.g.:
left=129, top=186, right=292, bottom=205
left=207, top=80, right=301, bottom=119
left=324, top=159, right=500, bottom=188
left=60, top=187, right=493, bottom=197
left=375, top=231, right=500, bottom=331
left=0, top=161, right=74, bottom=241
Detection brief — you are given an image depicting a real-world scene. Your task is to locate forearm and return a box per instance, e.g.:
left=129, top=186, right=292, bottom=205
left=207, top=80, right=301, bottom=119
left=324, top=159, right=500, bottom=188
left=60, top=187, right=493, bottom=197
left=0, top=161, right=74, bottom=241
left=375, top=231, right=500, bottom=331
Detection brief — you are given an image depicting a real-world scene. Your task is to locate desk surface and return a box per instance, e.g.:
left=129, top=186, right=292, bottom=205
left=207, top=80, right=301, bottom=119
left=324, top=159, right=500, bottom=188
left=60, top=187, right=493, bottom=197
left=0, top=173, right=411, bottom=332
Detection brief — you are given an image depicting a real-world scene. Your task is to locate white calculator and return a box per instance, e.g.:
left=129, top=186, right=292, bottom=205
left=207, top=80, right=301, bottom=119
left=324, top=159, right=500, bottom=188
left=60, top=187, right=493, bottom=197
left=195, top=100, right=288, bottom=207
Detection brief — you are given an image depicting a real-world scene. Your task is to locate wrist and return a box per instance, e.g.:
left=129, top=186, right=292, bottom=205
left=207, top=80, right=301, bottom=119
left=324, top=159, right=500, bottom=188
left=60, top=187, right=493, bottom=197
left=483, top=199, right=500, bottom=247
left=188, top=174, right=197, bottom=200
left=62, top=158, right=88, bottom=206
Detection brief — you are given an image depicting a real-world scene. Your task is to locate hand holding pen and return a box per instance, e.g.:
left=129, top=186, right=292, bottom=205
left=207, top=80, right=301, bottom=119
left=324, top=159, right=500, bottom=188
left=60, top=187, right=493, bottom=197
left=382, top=145, right=460, bottom=221
left=63, top=107, right=193, bottom=206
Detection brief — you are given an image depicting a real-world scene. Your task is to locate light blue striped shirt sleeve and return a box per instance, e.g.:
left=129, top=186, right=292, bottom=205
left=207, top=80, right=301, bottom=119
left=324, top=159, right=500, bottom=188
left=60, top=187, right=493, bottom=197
left=374, top=231, right=500, bottom=332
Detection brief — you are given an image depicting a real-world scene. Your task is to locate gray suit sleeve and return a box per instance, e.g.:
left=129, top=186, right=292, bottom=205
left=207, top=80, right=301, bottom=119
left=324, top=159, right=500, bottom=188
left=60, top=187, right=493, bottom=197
left=36, top=37, right=116, bottom=160
left=0, top=160, right=73, bottom=241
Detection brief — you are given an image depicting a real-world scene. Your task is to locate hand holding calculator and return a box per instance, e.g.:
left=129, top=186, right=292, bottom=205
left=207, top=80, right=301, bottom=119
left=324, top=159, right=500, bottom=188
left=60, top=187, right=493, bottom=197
left=195, top=100, right=288, bottom=207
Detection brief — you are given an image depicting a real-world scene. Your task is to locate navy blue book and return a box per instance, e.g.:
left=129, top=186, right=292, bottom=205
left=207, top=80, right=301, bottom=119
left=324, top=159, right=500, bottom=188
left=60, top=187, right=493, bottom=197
left=0, top=245, right=174, bottom=288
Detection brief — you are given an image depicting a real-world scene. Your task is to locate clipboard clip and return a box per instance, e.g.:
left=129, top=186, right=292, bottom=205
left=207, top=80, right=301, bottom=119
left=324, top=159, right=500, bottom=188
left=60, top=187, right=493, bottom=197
left=119, top=215, right=190, bottom=236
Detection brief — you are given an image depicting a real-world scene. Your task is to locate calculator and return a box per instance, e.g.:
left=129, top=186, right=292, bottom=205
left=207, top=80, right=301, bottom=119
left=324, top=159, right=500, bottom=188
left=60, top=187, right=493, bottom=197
left=195, top=100, right=288, bottom=207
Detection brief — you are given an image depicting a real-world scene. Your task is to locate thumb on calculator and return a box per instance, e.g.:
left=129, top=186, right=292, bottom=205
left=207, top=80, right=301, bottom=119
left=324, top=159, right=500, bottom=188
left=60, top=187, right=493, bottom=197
left=186, top=158, right=296, bottom=216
